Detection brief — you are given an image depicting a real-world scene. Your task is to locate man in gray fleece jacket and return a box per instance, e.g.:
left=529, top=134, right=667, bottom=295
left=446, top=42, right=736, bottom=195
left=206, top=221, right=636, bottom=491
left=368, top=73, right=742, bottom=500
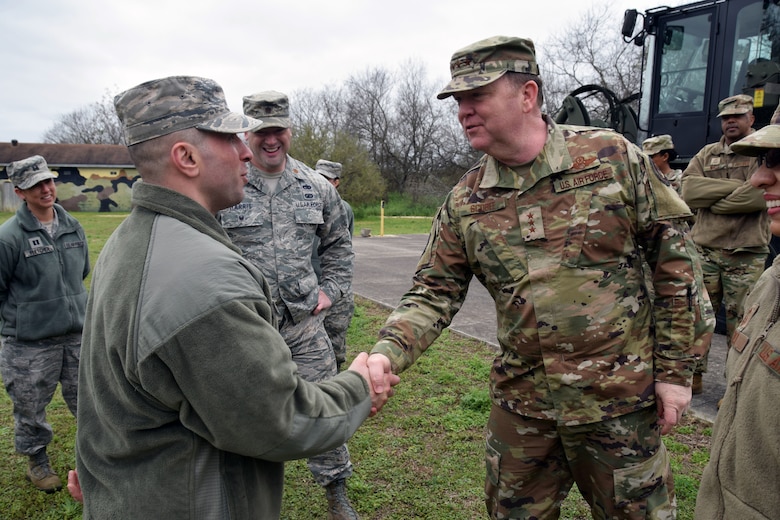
left=73, top=76, right=398, bottom=519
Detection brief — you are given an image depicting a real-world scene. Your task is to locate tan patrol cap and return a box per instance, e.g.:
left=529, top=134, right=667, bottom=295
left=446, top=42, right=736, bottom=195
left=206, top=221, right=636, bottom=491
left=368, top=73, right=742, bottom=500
left=731, top=104, right=780, bottom=155
left=642, top=134, right=675, bottom=155
left=717, top=94, right=753, bottom=117
left=437, top=36, right=539, bottom=100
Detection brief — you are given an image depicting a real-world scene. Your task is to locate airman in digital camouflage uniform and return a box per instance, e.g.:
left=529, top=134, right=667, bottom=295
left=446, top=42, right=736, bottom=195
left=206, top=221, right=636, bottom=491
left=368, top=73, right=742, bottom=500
left=682, top=94, right=770, bottom=394
left=312, top=159, right=355, bottom=371
left=0, top=155, right=89, bottom=494
left=217, top=92, right=358, bottom=519
left=367, top=35, right=714, bottom=519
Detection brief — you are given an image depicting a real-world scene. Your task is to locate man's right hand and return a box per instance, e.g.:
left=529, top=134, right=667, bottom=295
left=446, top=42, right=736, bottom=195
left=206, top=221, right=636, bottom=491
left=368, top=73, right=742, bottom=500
left=348, top=352, right=399, bottom=416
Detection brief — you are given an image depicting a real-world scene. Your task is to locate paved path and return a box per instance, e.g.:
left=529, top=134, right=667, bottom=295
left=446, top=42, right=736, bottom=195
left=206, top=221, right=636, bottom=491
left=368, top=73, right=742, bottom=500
left=352, top=233, right=725, bottom=424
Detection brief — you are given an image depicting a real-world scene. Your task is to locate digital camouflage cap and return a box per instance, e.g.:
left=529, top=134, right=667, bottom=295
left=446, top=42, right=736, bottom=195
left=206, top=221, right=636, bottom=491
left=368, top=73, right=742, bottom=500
left=114, top=76, right=263, bottom=146
left=243, top=91, right=292, bottom=130
left=717, top=94, right=753, bottom=117
left=731, top=104, right=780, bottom=155
left=642, top=134, right=675, bottom=155
left=437, top=35, right=539, bottom=100
left=7, top=155, right=57, bottom=190
left=315, top=159, right=342, bottom=180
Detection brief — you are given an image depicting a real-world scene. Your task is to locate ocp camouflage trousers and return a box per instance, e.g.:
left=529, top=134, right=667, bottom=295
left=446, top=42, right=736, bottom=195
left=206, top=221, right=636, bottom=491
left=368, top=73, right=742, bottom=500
left=280, top=311, right=353, bottom=487
left=696, top=246, right=766, bottom=372
left=0, top=333, right=80, bottom=456
left=485, top=405, right=675, bottom=520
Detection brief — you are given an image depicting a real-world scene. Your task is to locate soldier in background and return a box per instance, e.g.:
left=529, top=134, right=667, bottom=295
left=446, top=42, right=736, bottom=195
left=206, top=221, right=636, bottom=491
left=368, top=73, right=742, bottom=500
left=643, top=134, right=683, bottom=195
left=0, top=155, right=89, bottom=494
left=367, top=35, right=713, bottom=519
left=218, top=92, right=358, bottom=519
left=312, top=159, right=355, bottom=371
left=682, top=94, right=770, bottom=395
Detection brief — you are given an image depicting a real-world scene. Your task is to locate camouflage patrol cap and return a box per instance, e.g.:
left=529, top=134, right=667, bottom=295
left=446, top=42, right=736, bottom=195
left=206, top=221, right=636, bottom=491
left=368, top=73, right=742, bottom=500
left=6, top=155, right=57, bottom=190
left=437, top=35, right=539, bottom=100
left=731, top=104, right=780, bottom=155
left=642, top=134, right=675, bottom=155
left=717, top=94, right=753, bottom=117
left=315, top=159, right=342, bottom=180
left=243, top=91, right=292, bottom=130
left=114, top=76, right=263, bottom=146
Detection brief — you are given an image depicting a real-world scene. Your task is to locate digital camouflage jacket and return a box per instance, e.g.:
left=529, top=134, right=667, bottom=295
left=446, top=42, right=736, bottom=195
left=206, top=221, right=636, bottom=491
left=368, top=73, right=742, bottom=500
left=373, top=118, right=714, bottom=425
left=218, top=156, right=353, bottom=324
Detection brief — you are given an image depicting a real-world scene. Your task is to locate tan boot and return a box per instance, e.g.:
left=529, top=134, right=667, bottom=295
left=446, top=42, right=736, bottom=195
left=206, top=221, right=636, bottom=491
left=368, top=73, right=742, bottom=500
left=26, top=459, right=62, bottom=493
left=692, top=373, right=703, bottom=395
left=325, top=478, right=359, bottom=520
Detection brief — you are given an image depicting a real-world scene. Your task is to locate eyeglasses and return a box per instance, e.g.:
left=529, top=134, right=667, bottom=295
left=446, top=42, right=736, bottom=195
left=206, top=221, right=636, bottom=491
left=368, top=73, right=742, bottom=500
left=757, top=149, right=780, bottom=169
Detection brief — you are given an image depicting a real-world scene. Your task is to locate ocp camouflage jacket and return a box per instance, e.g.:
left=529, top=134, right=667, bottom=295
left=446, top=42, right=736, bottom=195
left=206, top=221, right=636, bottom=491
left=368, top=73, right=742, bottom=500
left=373, top=118, right=714, bottom=425
left=682, top=134, right=770, bottom=250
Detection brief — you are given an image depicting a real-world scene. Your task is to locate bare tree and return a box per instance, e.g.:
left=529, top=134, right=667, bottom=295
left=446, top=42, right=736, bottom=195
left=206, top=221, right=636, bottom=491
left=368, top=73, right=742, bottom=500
left=540, top=1, right=643, bottom=123
left=42, top=90, right=125, bottom=145
left=293, top=61, right=473, bottom=199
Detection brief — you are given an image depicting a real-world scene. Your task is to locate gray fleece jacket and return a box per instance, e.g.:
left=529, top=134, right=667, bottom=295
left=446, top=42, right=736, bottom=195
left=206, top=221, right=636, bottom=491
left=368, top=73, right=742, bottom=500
left=695, top=255, right=780, bottom=519
left=76, top=182, right=371, bottom=519
left=0, top=202, right=89, bottom=340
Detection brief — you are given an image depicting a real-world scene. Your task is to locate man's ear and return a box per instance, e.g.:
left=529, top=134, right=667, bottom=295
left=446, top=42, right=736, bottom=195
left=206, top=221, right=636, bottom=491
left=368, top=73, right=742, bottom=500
left=521, top=80, right=539, bottom=111
left=170, top=141, right=200, bottom=179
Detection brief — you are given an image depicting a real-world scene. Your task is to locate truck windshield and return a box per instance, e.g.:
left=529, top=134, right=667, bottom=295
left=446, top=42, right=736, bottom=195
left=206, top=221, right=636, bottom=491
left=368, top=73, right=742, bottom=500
left=657, top=1, right=780, bottom=115
left=657, top=13, right=711, bottom=114
left=729, top=2, right=780, bottom=97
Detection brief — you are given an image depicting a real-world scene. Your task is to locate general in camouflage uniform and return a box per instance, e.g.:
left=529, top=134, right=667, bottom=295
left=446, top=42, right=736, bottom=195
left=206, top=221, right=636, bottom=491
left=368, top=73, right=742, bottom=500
left=368, top=36, right=714, bottom=520
left=217, top=92, right=358, bottom=519
left=682, top=94, right=771, bottom=393
left=312, top=159, right=355, bottom=371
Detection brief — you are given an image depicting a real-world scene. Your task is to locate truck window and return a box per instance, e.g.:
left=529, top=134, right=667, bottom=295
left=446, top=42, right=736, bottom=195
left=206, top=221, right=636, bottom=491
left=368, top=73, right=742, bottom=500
left=657, top=13, right=712, bottom=114
left=730, top=1, right=780, bottom=96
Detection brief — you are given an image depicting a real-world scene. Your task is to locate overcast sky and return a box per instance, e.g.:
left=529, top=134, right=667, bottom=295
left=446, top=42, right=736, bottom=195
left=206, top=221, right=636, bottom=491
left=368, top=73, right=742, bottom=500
left=1, top=0, right=671, bottom=143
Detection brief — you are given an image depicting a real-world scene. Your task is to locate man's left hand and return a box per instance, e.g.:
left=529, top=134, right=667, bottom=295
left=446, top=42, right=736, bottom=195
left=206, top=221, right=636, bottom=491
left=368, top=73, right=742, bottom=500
left=312, top=289, right=333, bottom=315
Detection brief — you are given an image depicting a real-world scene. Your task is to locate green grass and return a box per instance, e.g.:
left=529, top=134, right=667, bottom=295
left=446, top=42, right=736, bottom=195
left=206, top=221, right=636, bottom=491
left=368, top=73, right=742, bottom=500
left=0, top=210, right=713, bottom=519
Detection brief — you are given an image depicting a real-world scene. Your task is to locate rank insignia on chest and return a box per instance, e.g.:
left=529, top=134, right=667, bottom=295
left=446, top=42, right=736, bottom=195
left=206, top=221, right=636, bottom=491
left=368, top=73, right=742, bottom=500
left=710, top=157, right=721, bottom=166
left=520, top=206, right=545, bottom=241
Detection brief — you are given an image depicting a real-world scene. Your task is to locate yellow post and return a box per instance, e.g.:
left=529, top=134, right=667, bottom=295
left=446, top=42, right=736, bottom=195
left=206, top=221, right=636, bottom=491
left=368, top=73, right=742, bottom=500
left=380, top=200, right=385, bottom=236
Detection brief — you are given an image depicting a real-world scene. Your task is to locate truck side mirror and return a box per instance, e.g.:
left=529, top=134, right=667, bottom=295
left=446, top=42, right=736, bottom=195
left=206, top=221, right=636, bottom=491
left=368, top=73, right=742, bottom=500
left=622, top=9, right=638, bottom=38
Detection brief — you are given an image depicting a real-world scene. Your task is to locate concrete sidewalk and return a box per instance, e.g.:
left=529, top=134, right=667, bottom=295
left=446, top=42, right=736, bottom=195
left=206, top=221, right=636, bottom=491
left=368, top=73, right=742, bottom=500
left=351, top=233, right=725, bottom=424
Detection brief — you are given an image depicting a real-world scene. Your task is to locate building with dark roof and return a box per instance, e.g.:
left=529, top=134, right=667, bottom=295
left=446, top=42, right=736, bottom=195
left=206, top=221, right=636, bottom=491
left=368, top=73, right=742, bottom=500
left=0, top=141, right=138, bottom=212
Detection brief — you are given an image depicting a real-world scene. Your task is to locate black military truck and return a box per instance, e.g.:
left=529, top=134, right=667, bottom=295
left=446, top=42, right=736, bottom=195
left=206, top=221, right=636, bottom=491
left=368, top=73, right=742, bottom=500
left=557, top=0, right=780, bottom=167
left=556, top=0, right=780, bottom=332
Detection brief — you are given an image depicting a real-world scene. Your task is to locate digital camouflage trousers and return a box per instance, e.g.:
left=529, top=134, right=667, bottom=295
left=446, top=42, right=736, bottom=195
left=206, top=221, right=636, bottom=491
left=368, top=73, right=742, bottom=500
left=280, top=311, right=352, bottom=487
left=0, top=333, right=80, bottom=456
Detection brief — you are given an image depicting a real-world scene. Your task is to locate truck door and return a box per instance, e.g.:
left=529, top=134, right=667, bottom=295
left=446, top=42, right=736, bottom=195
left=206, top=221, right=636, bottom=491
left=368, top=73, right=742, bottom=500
left=648, top=4, right=718, bottom=164
left=647, top=0, right=780, bottom=165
